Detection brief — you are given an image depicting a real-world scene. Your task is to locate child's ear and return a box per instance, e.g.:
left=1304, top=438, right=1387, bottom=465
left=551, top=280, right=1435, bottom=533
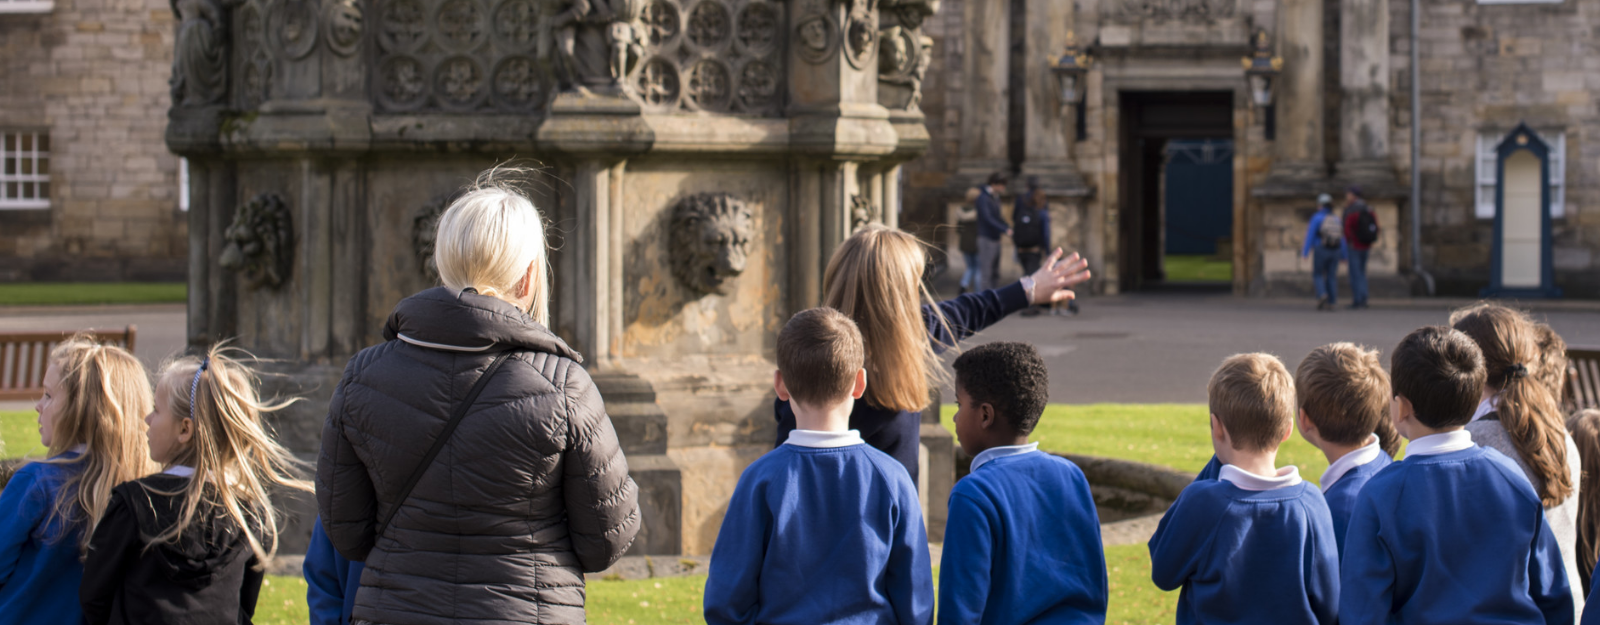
left=1296, top=409, right=1316, bottom=439
left=1209, top=413, right=1229, bottom=447
left=774, top=370, right=790, bottom=402
left=177, top=417, right=194, bottom=446
left=850, top=368, right=867, bottom=400
left=979, top=402, right=997, bottom=430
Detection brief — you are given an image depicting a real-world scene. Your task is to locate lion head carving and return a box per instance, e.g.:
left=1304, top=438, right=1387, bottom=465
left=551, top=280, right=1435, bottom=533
left=669, top=193, right=754, bottom=296
left=219, top=193, right=294, bottom=290
left=412, top=192, right=461, bottom=283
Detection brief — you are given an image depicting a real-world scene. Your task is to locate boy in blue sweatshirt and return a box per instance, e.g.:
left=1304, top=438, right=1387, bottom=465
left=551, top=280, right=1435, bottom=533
left=939, top=342, right=1106, bottom=624
left=705, top=308, right=933, bottom=625
left=305, top=518, right=364, bottom=625
left=1149, top=353, right=1340, bottom=625
left=1293, top=342, right=1397, bottom=556
left=1340, top=326, right=1572, bottom=625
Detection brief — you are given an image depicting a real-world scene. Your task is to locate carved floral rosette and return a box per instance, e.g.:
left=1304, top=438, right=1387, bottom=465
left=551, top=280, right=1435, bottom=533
left=371, top=0, right=551, bottom=112
left=629, top=0, right=785, bottom=116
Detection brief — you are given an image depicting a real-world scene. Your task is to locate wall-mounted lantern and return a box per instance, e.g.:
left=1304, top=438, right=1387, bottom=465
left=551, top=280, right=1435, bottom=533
left=1242, top=30, right=1283, bottom=140
left=1051, top=31, right=1092, bottom=142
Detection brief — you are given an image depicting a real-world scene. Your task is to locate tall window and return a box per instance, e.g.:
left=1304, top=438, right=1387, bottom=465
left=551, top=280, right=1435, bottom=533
left=1477, top=130, right=1563, bottom=219
left=0, top=131, right=49, bottom=210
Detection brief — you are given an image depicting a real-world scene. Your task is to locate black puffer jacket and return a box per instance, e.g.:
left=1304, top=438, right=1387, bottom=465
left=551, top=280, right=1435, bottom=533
left=317, top=288, right=640, bottom=625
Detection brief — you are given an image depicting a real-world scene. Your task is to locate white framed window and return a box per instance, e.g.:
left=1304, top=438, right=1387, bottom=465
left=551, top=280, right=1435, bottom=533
left=0, top=0, right=54, bottom=13
left=0, top=131, right=49, bottom=210
left=1476, top=130, right=1564, bottom=219
left=178, top=157, right=190, bottom=211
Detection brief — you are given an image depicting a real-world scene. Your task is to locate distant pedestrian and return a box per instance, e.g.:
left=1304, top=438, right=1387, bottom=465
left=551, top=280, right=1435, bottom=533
left=1342, top=186, right=1378, bottom=309
left=957, top=188, right=981, bottom=295
left=1302, top=193, right=1343, bottom=311
left=975, top=173, right=1010, bottom=291
left=1013, top=178, right=1051, bottom=316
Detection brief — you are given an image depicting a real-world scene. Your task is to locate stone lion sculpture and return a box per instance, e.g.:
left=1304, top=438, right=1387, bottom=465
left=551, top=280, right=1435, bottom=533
left=412, top=192, right=460, bottom=283
left=669, top=193, right=753, bottom=296
left=219, top=192, right=294, bottom=289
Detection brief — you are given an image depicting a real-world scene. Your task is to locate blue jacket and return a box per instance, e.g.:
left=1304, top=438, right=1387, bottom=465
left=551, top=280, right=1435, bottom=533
left=306, top=517, right=365, bottom=625
left=1302, top=208, right=1349, bottom=259
left=975, top=187, right=1009, bottom=240
left=938, top=451, right=1106, bottom=625
left=1150, top=478, right=1340, bottom=625
left=705, top=442, right=934, bottom=625
left=0, top=457, right=86, bottom=625
left=1339, top=446, right=1572, bottom=625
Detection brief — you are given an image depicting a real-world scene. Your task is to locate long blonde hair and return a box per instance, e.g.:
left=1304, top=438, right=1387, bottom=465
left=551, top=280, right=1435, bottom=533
left=822, top=225, right=953, bottom=412
left=1452, top=303, right=1572, bottom=508
left=433, top=167, right=552, bottom=326
left=149, top=345, right=311, bottom=565
left=41, top=335, right=158, bottom=555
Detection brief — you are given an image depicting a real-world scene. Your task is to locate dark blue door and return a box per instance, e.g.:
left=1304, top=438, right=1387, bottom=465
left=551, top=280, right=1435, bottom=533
left=1163, top=139, right=1234, bottom=256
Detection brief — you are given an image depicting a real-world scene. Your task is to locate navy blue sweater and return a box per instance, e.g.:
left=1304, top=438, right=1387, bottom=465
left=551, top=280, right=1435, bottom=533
left=305, top=517, right=364, bottom=625
left=1322, top=452, right=1392, bottom=558
left=1149, top=478, right=1340, bottom=625
left=705, top=442, right=934, bottom=625
left=0, top=457, right=85, bottom=625
left=938, top=451, right=1106, bottom=625
left=1340, top=446, right=1572, bottom=625
left=775, top=283, right=1031, bottom=484
left=975, top=187, right=1009, bottom=240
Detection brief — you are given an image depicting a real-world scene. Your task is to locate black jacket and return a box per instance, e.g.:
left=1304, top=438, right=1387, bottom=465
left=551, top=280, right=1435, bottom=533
left=318, top=287, right=640, bottom=625
left=81, top=473, right=262, bottom=625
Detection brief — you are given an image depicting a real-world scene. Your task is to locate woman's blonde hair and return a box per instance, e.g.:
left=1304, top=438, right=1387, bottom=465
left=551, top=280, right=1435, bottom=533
left=1567, top=408, right=1600, bottom=595
left=41, top=335, right=159, bottom=555
left=149, top=345, right=311, bottom=565
left=822, top=225, right=954, bottom=412
left=1452, top=302, right=1573, bottom=508
left=433, top=168, right=551, bottom=326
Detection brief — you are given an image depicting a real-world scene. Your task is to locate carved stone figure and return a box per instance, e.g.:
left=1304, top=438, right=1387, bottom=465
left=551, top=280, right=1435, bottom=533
left=669, top=193, right=753, bottom=296
left=795, top=13, right=835, bottom=64
left=850, top=194, right=877, bottom=231
left=412, top=193, right=459, bottom=282
left=323, top=0, right=363, bottom=56
left=877, top=24, right=929, bottom=110
left=170, top=0, right=231, bottom=107
left=219, top=193, right=294, bottom=290
left=550, top=0, right=645, bottom=93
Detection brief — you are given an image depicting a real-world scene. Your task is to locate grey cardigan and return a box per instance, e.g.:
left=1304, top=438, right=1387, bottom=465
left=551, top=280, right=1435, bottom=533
left=1465, top=417, right=1584, bottom=615
left=318, top=288, right=641, bottom=625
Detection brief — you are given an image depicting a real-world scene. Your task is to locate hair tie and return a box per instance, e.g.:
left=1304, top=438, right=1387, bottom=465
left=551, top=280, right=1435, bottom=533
left=1506, top=363, right=1529, bottom=380
left=188, top=357, right=210, bottom=421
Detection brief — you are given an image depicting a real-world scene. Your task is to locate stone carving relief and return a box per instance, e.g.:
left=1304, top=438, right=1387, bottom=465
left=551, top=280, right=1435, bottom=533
left=220, top=193, right=294, bottom=290
left=269, top=0, right=319, bottom=59
left=171, top=0, right=233, bottom=107
left=877, top=0, right=934, bottom=112
left=669, top=193, right=753, bottom=296
left=841, top=0, right=876, bottom=69
left=631, top=0, right=784, bottom=115
left=373, top=0, right=556, bottom=112
left=493, top=0, right=538, bottom=49
left=1111, top=0, right=1236, bottom=22
left=551, top=0, right=646, bottom=94
left=234, top=1, right=273, bottom=109
left=323, top=0, right=363, bottom=56
left=438, top=0, right=485, bottom=50
left=850, top=194, right=877, bottom=231
left=438, top=56, right=487, bottom=107
left=793, top=12, right=835, bottom=64
left=412, top=193, right=460, bottom=282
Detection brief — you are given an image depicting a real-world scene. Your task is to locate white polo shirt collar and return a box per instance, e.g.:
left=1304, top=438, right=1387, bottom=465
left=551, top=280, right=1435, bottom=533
left=1405, top=430, right=1476, bottom=457
left=1320, top=434, right=1383, bottom=492
left=1470, top=395, right=1499, bottom=423
left=1219, top=464, right=1304, bottom=491
left=784, top=429, right=865, bottom=449
left=970, top=442, right=1041, bottom=472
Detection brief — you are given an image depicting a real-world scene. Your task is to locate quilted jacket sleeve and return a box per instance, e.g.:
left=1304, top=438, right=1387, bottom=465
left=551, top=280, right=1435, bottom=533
left=560, top=361, right=642, bottom=573
left=317, top=358, right=379, bottom=562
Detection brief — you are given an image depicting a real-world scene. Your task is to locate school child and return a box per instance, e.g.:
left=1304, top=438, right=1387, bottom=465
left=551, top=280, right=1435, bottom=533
left=940, top=342, right=1106, bottom=624
left=1339, top=326, right=1571, bottom=625
left=80, top=346, right=313, bottom=625
left=706, top=308, right=933, bottom=625
left=1149, top=353, right=1339, bottom=625
left=305, top=516, right=364, bottom=625
left=1533, top=321, right=1572, bottom=410
left=1293, top=342, right=1401, bottom=556
left=0, top=337, right=156, bottom=625
left=1570, top=409, right=1600, bottom=597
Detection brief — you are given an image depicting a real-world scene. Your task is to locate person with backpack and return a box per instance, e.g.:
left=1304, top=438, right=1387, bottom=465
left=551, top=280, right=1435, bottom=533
left=1342, top=186, right=1380, bottom=309
left=1013, top=177, right=1052, bottom=316
left=1301, top=193, right=1344, bottom=311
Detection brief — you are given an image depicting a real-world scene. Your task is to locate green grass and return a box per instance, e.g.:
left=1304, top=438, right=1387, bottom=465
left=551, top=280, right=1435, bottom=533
left=0, top=282, right=186, bottom=306
left=257, top=575, right=311, bottom=625
left=941, top=403, right=1334, bottom=484
left=0, top=411, right=46, bottom=460
left=1163, top=255, right=1233, bottom=283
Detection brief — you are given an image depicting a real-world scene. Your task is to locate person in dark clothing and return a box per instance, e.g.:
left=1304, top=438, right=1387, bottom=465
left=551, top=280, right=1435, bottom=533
left=1342, top=186, right=1375, bottom=309
left=1012, top=177, right=1059, bottom=317
left=775, top=225, right=1091, bottom=487
left=974, top=173, right=1011, bottom=291
left=957, top=188, right=981, bottom=295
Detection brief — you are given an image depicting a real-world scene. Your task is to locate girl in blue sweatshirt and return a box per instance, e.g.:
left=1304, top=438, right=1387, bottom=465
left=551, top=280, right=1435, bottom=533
left=0, top=336, right=157, bottom=624
left=774, top=224, right=1091, bottom=484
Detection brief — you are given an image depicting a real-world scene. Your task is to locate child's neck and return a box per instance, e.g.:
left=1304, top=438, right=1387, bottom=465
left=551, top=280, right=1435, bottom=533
left=1222, top=448, right=1280, bottom=478
left=1316, top=435, right=1371, bottom=465
left=1404, top=422, right=1464, bottom=440
left=791, top=398, right=854, bottom=433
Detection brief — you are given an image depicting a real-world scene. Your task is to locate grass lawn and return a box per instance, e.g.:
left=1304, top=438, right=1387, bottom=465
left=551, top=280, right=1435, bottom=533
left=0, top=411, right=46, bottom=460
left=0, top=282, right=186, bottom=306
left=1163, top=255, right=1233, bottom=283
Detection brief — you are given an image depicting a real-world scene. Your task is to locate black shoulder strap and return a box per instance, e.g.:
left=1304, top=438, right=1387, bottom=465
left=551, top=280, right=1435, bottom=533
left=374, top=349, right=515, bottom=542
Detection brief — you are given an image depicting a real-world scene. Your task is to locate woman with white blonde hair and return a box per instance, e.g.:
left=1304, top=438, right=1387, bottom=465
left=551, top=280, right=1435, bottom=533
left=775, top=224, right=1090, bottom=485
left=316, top=169, right=641, bottom=625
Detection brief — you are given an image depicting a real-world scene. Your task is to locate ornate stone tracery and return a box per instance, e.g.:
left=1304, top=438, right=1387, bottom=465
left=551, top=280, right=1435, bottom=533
left=631, top=0, right=784, bottom=115
left=1111, top=0, right=1237, bottom=22
left=669, top=193, right=754, bottom=296
left=220, top=193, right=294, bottom=290
left=372, top=0, right=554, bottom=111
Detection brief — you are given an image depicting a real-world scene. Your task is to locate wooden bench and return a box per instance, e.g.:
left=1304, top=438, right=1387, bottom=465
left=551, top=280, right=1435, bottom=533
left=0, top=327, right=136, bottom=401
left=1568, top=346, right=1600, bottom=413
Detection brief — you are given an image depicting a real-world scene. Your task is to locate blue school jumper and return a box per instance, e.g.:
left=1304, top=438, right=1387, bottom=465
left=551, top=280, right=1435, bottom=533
left=705, top=430, right=934, bottom=625
left=1320, top=447, right=1392, bottom=558
left=775, top=282, right=1031, bottom=486
left=0, top=456, right=86, bottom=625
left=938, top=444, right=1107, bottom=625
left=1586, top=559, right=1600, bottom=624
left=1339, top=433, right=1571, bottom=625
left=306, top=517, right=365, bottom=625
left=1149, top=466, right=1339, bottom=625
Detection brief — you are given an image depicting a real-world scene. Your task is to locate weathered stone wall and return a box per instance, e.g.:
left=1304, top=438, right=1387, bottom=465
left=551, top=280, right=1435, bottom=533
left=0, top=0, right=186, bottom=281
left=1397, top=0, right=1600, bottom=296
